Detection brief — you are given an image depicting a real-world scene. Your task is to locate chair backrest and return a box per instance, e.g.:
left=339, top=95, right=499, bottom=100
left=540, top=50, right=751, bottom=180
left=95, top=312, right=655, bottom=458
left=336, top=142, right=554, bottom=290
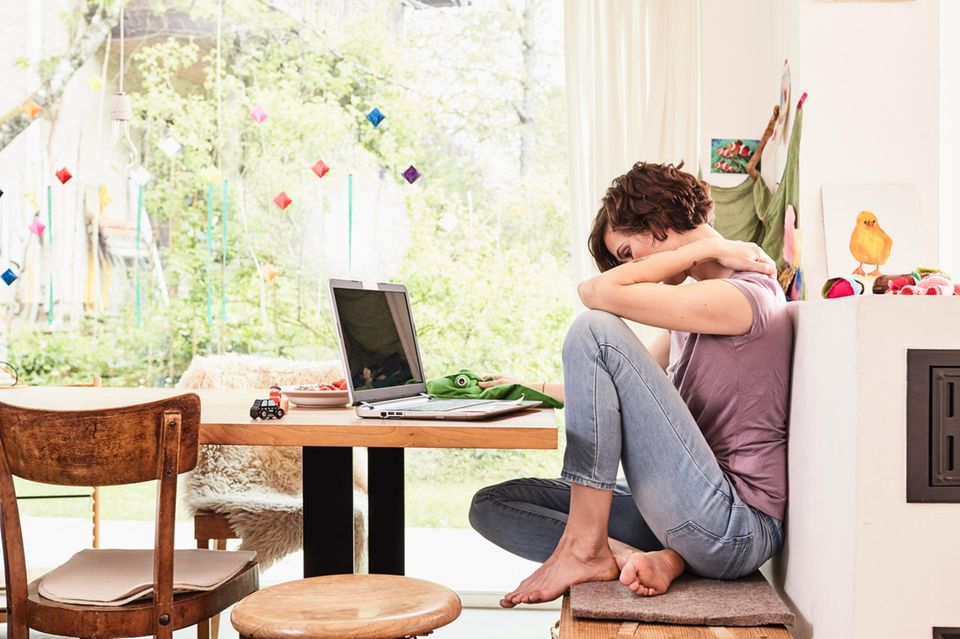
left=0, top=393, right=200, bottom=639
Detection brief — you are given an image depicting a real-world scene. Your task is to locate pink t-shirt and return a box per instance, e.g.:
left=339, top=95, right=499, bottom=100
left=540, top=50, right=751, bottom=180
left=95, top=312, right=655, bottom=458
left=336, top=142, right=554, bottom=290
left=667, top=271, right=793, bottom=520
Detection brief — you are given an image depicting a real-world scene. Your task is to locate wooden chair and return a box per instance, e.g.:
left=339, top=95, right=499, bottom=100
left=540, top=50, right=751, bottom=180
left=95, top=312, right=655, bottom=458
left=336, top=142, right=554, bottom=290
left=0, top=393, right=258, bottom=639
left=230, top=574, right=461, bottom=639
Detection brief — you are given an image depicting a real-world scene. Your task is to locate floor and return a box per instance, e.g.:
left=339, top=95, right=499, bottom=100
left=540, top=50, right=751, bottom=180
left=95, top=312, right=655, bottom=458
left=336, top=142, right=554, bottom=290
left=3, top=516, right=561, bottom=639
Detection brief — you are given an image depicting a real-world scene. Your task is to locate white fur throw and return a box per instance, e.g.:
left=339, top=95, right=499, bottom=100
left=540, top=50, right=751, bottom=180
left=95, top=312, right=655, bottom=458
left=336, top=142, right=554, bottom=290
left=177, top=354, right=367, bottom=570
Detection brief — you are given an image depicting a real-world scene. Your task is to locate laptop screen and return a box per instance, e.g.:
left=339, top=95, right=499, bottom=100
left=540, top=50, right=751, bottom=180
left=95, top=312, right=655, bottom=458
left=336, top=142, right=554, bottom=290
left=331, top=285, right=425, bottom=397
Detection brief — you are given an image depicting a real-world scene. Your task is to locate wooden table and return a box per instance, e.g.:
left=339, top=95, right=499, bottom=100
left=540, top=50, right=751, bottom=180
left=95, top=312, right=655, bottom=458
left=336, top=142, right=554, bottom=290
left=0, top=387, right=558, bottom=577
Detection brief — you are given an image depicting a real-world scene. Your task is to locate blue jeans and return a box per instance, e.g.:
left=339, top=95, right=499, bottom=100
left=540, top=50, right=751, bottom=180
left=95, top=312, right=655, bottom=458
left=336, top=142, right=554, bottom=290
left=470, top=310, right=784, bottom=579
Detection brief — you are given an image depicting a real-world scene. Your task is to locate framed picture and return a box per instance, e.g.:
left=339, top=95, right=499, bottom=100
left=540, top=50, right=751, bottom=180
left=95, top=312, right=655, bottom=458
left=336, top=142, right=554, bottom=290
left=821, top=183, right=922, bottom=278
left=710, top=139, right=760, bottom=174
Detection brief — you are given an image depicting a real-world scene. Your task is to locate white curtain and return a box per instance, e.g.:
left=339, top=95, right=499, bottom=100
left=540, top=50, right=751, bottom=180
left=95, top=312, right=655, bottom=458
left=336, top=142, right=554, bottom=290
left=564, top=0, right=699, bottom=286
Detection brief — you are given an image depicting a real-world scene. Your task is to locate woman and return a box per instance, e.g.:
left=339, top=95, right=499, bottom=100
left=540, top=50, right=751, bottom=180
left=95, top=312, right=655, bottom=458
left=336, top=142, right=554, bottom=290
left=469, top=161, right=792, bottom=607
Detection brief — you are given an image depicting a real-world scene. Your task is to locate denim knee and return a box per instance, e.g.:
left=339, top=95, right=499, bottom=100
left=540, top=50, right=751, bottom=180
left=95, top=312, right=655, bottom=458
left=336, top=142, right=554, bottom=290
left=468, top=484, right=499, bottom=538
left=563, top=310, right=624, bottom=356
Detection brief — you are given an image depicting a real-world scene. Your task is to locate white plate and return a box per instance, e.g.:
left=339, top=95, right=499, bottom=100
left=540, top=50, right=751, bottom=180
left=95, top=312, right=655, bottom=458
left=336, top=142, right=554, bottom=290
left=280, top=387, right=350, bottom=407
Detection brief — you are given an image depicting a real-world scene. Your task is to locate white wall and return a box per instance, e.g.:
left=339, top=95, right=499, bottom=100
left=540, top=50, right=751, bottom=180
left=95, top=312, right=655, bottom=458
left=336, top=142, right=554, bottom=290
left=793, top=0, right=940, bottom=293
left=940, top=0, right=959, bottom=279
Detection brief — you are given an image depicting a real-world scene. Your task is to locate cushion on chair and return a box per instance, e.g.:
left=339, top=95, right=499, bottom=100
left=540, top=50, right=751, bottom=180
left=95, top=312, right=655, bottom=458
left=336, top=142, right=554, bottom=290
left=176, top=354, right=367, bottom=570
left=37, top=549, right=256, bottom=606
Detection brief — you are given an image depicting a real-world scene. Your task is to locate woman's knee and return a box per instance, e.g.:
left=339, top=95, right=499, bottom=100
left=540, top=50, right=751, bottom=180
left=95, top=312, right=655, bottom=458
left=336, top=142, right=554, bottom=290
left=563, top=310, right=626, bottom=355
left=468, top=482, right=510, bottom=538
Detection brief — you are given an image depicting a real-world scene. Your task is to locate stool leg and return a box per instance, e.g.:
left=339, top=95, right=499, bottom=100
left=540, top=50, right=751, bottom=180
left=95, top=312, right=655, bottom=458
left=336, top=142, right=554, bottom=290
left=210, top=539, right=227, bottom=639
left=197, top=538, right=210, bottom=639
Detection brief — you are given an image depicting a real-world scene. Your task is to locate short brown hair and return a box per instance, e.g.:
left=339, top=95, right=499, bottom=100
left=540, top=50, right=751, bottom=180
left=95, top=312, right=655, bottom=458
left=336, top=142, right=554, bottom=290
left=588, top=161, right=714, bottom=272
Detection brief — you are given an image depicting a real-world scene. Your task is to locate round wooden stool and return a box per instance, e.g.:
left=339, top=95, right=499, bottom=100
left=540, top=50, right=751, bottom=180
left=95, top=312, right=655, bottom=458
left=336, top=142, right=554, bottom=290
left=230, top=574, right=462, bottom=639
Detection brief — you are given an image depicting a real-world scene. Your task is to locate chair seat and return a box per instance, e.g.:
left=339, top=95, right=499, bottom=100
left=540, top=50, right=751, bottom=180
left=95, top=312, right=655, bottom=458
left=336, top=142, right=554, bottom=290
left=23, top=561, right=258, bottom=639
left=230, top=574, right=462, bottom=639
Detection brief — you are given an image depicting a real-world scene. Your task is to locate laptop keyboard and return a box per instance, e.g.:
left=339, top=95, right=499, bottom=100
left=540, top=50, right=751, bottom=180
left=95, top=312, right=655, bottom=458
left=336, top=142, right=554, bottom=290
left=401, top=398, right=491, bottom=412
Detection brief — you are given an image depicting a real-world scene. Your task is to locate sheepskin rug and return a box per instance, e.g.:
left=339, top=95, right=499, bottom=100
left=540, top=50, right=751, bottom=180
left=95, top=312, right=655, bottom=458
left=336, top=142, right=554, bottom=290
left=177, top=354, right=367, bottom=570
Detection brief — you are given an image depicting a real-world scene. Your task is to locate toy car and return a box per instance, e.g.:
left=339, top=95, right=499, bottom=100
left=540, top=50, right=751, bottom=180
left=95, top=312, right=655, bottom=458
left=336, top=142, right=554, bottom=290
left=250, top=398, right=285, bottom=420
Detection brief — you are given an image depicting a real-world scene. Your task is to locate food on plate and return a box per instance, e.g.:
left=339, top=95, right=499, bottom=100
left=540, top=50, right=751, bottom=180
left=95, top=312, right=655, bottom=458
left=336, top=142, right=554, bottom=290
left=290, top=378, right=348, bottom=392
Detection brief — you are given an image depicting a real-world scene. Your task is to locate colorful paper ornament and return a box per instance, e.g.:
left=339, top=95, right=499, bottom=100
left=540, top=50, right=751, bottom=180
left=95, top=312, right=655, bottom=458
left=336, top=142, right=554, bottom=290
left=402, top=165, right=421, bottom=184
left=201, top=166, right=221, bottom=184
left=86, top=75, right=103, bottom=91
left=24, top=192, right=39, bottom=213
left=28, top=218, right=46, bottom=237
left=312, top=160, right=330, bottom=178
left=55, top=167, right=72, bottom=184
left=0, top=187, right=4, bottom=199
left=21, top=99, right=41, bottom=119
left=98, top=186, right=112, bottom=211
left=131, top=166, right=153, bottom=186
left=158, top=136, right=182, bottom=157
left=249, top=106, right=268, bottom=124
left=367, top=108, right=385, bottom=127
left=273, top=191, right=292, bottom=210
left=261, top=263, right=280, bottom=284
left=1, top=268, right=17, bottom=286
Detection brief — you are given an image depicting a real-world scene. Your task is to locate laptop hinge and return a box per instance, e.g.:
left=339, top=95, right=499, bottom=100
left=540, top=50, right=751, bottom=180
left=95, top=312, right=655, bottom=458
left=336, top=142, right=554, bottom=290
left=357, top=400, right=376, bottom=409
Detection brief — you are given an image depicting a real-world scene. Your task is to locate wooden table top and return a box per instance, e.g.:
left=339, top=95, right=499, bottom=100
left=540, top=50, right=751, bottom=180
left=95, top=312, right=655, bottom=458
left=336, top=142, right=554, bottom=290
left=0, top=387, right=558, bottom=450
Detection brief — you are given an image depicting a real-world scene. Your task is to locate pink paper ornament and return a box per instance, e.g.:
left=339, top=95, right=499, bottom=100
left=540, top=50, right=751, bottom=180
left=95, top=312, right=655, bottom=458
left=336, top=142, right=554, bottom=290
left=249, top=106, right=268, bottom=124
left=29, top=218, right=46, bottom=237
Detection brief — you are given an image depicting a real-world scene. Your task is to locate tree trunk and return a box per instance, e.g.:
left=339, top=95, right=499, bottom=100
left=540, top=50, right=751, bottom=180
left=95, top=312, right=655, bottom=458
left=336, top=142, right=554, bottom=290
left=0, top=4, right=119, bottom=153
left=518, top=0, right=538, bottom=177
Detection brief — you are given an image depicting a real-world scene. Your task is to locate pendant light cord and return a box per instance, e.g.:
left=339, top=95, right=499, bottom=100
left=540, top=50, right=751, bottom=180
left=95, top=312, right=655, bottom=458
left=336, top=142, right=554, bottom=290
left=119, top=0, right=125, bottom=93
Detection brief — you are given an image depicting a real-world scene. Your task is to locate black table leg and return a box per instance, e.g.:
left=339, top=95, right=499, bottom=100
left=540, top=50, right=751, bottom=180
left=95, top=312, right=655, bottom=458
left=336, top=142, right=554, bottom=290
left=302, top=446, right=354, bottom=576
left=368, top=447, right=405, bottom=575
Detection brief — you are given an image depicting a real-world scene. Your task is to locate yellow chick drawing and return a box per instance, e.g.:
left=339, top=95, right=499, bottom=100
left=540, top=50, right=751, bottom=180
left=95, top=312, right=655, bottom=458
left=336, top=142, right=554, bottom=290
left=849, top=210, right=893, bottom=277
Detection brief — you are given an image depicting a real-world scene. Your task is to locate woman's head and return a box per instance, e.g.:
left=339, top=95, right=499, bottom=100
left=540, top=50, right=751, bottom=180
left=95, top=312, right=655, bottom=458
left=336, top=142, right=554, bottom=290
left=588, top=161, right=714, bottom=272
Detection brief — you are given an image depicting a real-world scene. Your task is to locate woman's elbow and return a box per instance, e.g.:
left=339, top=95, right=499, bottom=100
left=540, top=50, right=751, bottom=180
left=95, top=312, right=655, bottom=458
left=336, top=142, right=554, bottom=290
left=577, top=279, right=611, bottom=309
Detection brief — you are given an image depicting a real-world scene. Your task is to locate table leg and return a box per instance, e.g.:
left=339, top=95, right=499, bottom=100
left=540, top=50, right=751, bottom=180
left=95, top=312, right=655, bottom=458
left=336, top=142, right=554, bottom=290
left=368, top=447, right=404, bottom=575
left=302, top=446, right=354, bottom=576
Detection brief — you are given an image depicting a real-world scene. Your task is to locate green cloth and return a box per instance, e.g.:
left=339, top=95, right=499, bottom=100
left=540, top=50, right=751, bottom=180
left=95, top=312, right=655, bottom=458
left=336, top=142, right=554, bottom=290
left=710, top=106, right=803, bottom=269
left=426, top=369, right=564, bottom=409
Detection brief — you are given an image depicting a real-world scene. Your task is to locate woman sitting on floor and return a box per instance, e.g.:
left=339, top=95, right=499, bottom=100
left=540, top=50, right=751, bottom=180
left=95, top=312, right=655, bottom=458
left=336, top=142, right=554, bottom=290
left=469, top=161, right=792, bottom=607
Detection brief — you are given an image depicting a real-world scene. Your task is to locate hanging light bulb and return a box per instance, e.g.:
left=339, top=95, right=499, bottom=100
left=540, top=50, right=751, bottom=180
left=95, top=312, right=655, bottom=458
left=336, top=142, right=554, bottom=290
left=108, top=0, right=137, bottom=173
left=108, top=93, right=137, bottom=172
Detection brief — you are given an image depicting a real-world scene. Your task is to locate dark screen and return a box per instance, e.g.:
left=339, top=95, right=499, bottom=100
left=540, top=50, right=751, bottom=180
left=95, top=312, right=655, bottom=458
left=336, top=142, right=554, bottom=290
left=333, top=288, right=424, bottom=391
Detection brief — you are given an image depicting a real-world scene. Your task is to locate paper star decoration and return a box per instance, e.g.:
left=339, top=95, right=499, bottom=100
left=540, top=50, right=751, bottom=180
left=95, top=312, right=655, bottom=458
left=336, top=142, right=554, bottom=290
left=158, top=136, right=182, bottom=157
left=261, top=263, right=280, bottom=284
left=273, top=192, right=292, bottom=210
left=312, top=160, right=330, bottom=178
left=55, top=167, right=72, bottom=184
left=249, top=106, right=268, bottom=124
left=86, top=75, right=102, bottom=91
left=1, top=269, right=17, bottom=286
left=402, top=165, right=421, bottom=184
left=29, top=218, right=46, bottom=238
left=201, top=166, right=221, bottom=184
left=21, top=99, right=41, bottom=119
left=131, top=167, right=153, bottom=186
left=367, top=108, right=385, bottom=127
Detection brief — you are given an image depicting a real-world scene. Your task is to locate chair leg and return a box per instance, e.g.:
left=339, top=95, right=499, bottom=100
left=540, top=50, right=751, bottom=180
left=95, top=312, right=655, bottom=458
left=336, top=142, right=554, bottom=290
left=92, top=486, right=102, bottom=548
left=197, top=538, right=210, bottom=639
left=210, top=539, right=227, bottom=639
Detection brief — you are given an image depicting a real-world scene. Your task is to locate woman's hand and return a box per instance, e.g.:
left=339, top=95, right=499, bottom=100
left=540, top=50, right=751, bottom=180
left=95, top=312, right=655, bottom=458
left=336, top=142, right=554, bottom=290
left=706, top=238, right=777, bottom=275
left=478, top=374, right=522, bottom=389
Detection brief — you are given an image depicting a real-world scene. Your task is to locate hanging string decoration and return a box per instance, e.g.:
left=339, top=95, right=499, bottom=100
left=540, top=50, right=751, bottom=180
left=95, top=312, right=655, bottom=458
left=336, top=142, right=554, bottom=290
left=134, top=184, right=145, bottom=327
left=312, top=161, right=330, bottom=178
left=273, top=192, right=292, bottom=210
left=221, top=179, right=229, bottom=322
left=348, top=173, right=353, bottom=269
left=28, top=218, right=46, bottom=237
left=206, top=185, right=214, bottom=325
left=21, top=100, right=42, bottom=119
left=46, top=186, right=53, bottom=326
left=158, top=136, right=182, bottom=157
left=366, top=108, right=385, bottom=127
left=402, top=165, right=421, bottom=184
left=55, top=167, right=73, bottom=184
left=249, top=106, right=268, bottom=124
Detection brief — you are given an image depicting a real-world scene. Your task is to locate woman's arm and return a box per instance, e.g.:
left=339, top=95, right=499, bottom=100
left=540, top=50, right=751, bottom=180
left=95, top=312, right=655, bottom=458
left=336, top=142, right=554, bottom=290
left=648, top=330, right=671, bottom=371
left=577, top=238, right=774, bottom=336
left=478, top=376, right=564, bottom=403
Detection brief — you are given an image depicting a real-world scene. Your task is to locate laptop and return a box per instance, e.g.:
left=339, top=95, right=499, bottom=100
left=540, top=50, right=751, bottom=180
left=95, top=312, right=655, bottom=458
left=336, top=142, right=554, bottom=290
left=328, top=279, right=542, bottom=420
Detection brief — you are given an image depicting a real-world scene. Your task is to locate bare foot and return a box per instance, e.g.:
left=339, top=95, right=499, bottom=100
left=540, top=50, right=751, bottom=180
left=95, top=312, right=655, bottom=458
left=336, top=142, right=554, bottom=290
left=500, top=542, right=619, bottom=608
left=619, top=548, right=686, bottom=597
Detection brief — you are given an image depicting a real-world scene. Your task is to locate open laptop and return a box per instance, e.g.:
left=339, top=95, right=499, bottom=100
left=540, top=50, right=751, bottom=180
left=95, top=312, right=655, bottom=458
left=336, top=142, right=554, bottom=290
left=328, top=279, right=542, bottom=420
